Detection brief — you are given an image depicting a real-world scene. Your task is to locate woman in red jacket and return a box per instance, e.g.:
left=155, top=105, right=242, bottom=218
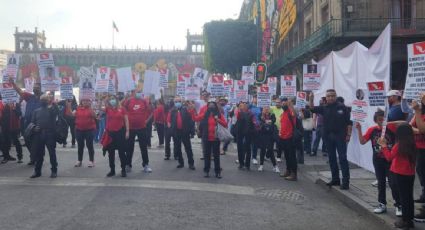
left=192, top=101, right=227, bottom=178
left=154, top=99, right=166, bottom=148
left=379, top=123, right=417, bottom=229
left=74, top=99, right=97, bottom=168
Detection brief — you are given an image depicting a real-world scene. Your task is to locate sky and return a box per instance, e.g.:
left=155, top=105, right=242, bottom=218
left=0, top=0, right=244, bottom=51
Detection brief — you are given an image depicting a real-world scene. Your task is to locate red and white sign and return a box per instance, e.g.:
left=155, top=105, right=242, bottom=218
left=177, top=73, right=190, bottom=97
left=159, top=69, right=169, bottom=89
left=235, top=80, right=248, bottom=102
left=281, top=75, right=297, bottom=97
left=60, top=77, right=74, bottom=100
left=303, top=64, right=321, bottom=91
left=37, top=53, right=55, bottom=68
left=296, top=92, right=307, bottom=109
left=224, top=79, right=233, bottom=99
left=367, top=81, right=386, bottom=107
left=257, top=85, right=271, bottom=108
left=24, top=77, right=34, bottom=93
left=241, top=66, right=255, bottom=84
left=1, top=83, right=19, bottom=104
left=95, top=67, right=111, bottom=93
left=5, top=54, right=19, bottom=82
left=351, top=99, right=369, bottom=123
left=40, top=66, right=60, bottom=92
left=267, top=76, right=277, bottom=95
left=210, top=74, right=224, bottom=97
left=404, top=41, right=425, bottom=100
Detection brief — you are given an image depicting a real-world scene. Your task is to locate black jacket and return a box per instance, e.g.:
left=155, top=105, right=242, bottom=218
left=31, top=104, right=59, bottom=132
left=169, top=106, right=195, bottom=136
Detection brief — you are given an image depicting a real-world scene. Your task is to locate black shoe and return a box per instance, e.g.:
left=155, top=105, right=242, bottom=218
left=326, top=180, right=341, bottom=186
left=7, top=157, right=16, bottom=161
left=106, top=171, right=115, bottom=177
left=176, top=164, right=184, bottom=168
left=310, top=152, right=317, bottom=156
left=238, top=165, right=245, bottom=170
left=215, top=173, right=222, bottom=179
left=200, top=157, right=204, bottom=160
left=415, top=197, right=425, bottom=204
left=27, top=161, right=35, bottom=166
left=30, top=173, right=41, bottom=178
left=17, top=159, right=23, bottom=164
left=164, top=157, right=170, bottom=160
left=121, top=170, right=127, bottom=177
left=414, top=209, right=425, bottom=222
left=394, top=219, right=414, bottom=229
left=340, top=183, right=349, bottom=190
left=50, top=172, right=57, bottom=178
left=189, top=165, right=195, bottom=170
left=1, top=159, right=8, bottom=164
left=204, top=172, right=210, bottom=178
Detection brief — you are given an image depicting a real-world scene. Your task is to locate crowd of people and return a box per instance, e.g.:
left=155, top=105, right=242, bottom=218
left=0, top=80, right=424, bottom=229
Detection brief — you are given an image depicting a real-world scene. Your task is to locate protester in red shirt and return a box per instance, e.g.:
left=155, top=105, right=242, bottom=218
left=167, top=96, right=195, bottom=170
left=192, top=101, right=227, bottom=178
left=379, top=123, right=417, bottom=229
left=356, top=109, right=399, bottom=215
left=104, top=95, right=129, bottom=177
left=163, top=99, right=176, bottom=160
left=73, top=99, right=97, bottom=168
left=1, top=102, right=21, bottom=163
left=122, top=91, right=152, bottom=173
left=153, top=99, right=166, bottom=148
left=58, top=97, right=77, bottom=148
left=278, top=98, right=297, bottom=181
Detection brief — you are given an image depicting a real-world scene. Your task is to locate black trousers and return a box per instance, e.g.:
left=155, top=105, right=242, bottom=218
left=146, top=120, right=153, bottom=147
left=236, top=134, right=252, bottom=168
left=416, top=149, right=425, bottom=199
left=174, top=130, right=194, bottom=166
left=280, top=138, right=297, bottom=173
left=373, top=157, right=399, bottom=206
left=156, top=123, right=165, bottom=145
left=165, top=127, right=175, bottom=158
left=76, top=129, right=95, bottom=162
left=259, top=135, right=276, bottom=166
left=65, top=117, right=76, bottom=146
left=127, top=129, right=149, bottom=167
left=204, top=140, right=220, bottom=173
left=394, top=173, right=415, bottom=222
left=33, top=131, right=57, bottom=174
left=108, top=129, right=127, bottom=171
left=4, top=130, right=22, bottom=160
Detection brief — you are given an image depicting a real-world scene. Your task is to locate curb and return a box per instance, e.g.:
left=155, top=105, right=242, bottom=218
left=302, top=170, right=394, bottom=230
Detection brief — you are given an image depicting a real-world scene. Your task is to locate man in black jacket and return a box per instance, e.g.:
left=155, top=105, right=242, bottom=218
left=167, top=96, right=195, bottom=170
left=30, top=94, right=59, bottom=178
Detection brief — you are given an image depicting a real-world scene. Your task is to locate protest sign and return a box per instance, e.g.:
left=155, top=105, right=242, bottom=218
left=267, top=77, right=277, bottom=95
left=296, top=92, right=307, bottom=109
left=1, top=83, right=19, bottom=104
left=40, top=66, right=60, bottom=92
left=209, top=74, right=224, bottom=97
left=281, top=75, right=297, bottom=97
left=159, top=69, right=169, bottom=89
left=79, top=66, right=95, bottom=100
left=60, top=77, right=74, bottom=100
left=367, top=82, right=386, bottom=107
left=143, top=70, right=161, bottom=99
left=224, top=79, right=233, bottom=99
left=37, top=53, right=55, bottom=68
left=176, top=74, right=190, bottom=97
left=351, top=99, right=369, bottom=123
left=235, top=80, right=248, bottom=102
left=24, top=77, right=34, bottom=93
left=117, top=67, right=135, bottom=93
left=6, top=54, right=19, bottom=82
left=95, top=67, right=110, bottom=93
left=108, top=69, right=117, bottom=94
left=185, top=87, right=200, bottom=101
left=303, top=64, right=321, bottom=91
left=241, top=66, right=255, bottom=84
left=404, top=41, right=425, bottom=100
left=257, top=85, right=271, bottom=108
left=193, top=68, right=208, bottom=88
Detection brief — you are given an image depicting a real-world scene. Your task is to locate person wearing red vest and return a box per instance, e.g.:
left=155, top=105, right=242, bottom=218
left=279, top=98, right=297, bottom=181
left=74, top=99, right=97, bottom=168
left=153, top=99, right=166, bottom=148
left=104, top=95, right=129, bottom=177
left=123, top=91, right=153, bottom=173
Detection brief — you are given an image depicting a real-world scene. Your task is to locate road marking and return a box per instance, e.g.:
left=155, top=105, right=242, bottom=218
left=0, top=177, right=255, bottom=196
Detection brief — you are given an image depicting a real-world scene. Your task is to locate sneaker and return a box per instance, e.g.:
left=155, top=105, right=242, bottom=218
left=371, top=180, right=378, bottom=187
left=87, top=161, right=94, bottom=168
left=258, top=165, right=264, bottom=172
left=144, top=165, right=152, bottom=173
left=74, top=161, right=82, bottom=167
left=17, top=159, right=23, bottom=164
left=414, top=208, right=425, bottom=222
left=273, top=166, right=280, bottom=173
left=373, top=203, right=386, bottom=214
left=396, top=207, right=403, bottom=217
left=276, top=158, right=282, bottom=163
left=252, top=158, right=258, bottom=165
left=235, top=159, right=239, bottom=164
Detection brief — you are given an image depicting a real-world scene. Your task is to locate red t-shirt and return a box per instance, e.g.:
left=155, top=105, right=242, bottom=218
left=75, top=106, right=96, bottom=131
left=363, top=123, right=397, bottom=158
left=383, top=143, right=416, bottom=176
left=411, top=114, right=425, bottom=149
left=192, top=110, right=227, bottom=141
left=279, top=109, right=295, bottom=140
left=106, top=107, right=127, bottom=132
left=153, top=105, right=166, bottom=124
left=124, top=98, right=151, bottom=130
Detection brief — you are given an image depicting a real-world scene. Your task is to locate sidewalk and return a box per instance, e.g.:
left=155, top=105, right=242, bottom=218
left=300, top=153, right=425, bottom=230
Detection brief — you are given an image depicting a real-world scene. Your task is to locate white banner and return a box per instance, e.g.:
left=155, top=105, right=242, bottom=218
left=235, top=80, right=248, bottom=102
left=159, top=69, right=169, bottom=89
left=404, top=41, right=425, bottom=100
left=295, top=92, right=307, bottom=109
left=37, top=53, right=55, bottom=68
left=40, top=66, right=60, bottom=92
left=209, top=74, right=225, bottom=97
left=303, top=64, right=321, bottom=91
left=257, top=85, right=271, bottom=108
left=267, top=77, right=277, bottom=95
left=6, top=54, right=19, bottom=82
left=24, top=77, right=34, bottom=93
left=79, top=66, right=96, bottom=100
left=1, top=83, right=19, bottom=104
left=281, top=75, right=297, bottom=97
left=241, top=66, right=255, bottom=84
left=176, top=74, right=189, bottom=97
left=60, top=77, right=74, bottom=100
left=95, top=67, right=110, bottom=93
left=224, top=79, right=233, bottom=99
left=193, top=68, right=208, bottom=88
left=117, top=67, right=135, bottom=93
left=351, top=99, right=369, bottom=123
left=143, top=70, right=161, bottom=99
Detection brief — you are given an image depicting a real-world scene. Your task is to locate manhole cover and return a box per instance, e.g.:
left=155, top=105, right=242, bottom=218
left=255, top=188, right=306, bottom=202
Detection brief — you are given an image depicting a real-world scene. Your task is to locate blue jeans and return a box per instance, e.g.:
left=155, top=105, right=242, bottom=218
left=96, top=117, right=106, bottom=142
left=326, top=134, right=350, bottom=184
left=303, top=131, right=312, bottom=154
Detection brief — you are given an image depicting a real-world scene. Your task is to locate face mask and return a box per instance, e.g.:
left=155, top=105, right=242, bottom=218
left=109, top=99, right=117, bottom=107
left=175, top=102, right=182, bottom=109
left=208, top=106, right=216, bottom=111
left=135, top=93, right=143, bottom=99
left=282, top=105, right=289, bottom=111
left=271, top=102, right=276, bottom=106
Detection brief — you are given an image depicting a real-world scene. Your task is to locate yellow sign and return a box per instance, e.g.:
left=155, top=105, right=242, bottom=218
left=278, top=0, right=297, bottom=45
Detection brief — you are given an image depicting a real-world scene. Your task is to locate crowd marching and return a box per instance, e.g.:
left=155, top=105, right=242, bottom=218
left=0, top=78, right=424, bottom=229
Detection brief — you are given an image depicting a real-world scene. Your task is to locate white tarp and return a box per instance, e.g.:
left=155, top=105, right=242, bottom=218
left=313, top=24, right=391, bottom=172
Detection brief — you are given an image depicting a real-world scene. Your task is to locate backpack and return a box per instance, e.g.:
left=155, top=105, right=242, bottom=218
left=55, top=115, right=69, bottom=144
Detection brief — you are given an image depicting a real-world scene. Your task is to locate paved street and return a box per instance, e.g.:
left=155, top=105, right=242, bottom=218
left=0, top=136, right=385, bottom=230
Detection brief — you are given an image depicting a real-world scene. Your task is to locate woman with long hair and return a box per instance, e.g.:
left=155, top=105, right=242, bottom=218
left=74, top=99, right=97, bottom=168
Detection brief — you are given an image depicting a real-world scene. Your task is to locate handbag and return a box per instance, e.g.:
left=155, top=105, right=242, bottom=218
left=302, top=118, right=314, bottom=131
left=216, top=123, right=234, bottom=142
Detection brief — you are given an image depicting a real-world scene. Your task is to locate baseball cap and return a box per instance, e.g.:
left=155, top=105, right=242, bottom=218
left=387, top=90, right=401, bottom=97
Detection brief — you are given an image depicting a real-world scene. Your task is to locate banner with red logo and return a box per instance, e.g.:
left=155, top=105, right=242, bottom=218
left=60, top=77, right=74, bottom=100
left=241, top=66, right=255, bottom=84
left=257, top=85, right=271, bottom=108
left=281, top=75, right=296, bottom=97
left=1, top=83, right=19, bottom=104
left=404, top=41, right=425, bottom=100
left=159, top=69, right=169, bottom=89
left=235, top=80, right=248, bottom=102
left=267, top=76, right=277, bottom=95
left=177, top=73, right=190, bottom=97
left=95, top=67, right=111, bottom=93
left=40, top=66, right=60, bottom=92
left=224, top=79, right=233, bottom=100
left=37, top=53, right=55, bottom=68
left=296, top=91, right=307, bottom=109
left=367, top=81, right=386, bottom=107
left=209, top=74, right=224, bottom=97
left=302, top=64, right=321, bottom=91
